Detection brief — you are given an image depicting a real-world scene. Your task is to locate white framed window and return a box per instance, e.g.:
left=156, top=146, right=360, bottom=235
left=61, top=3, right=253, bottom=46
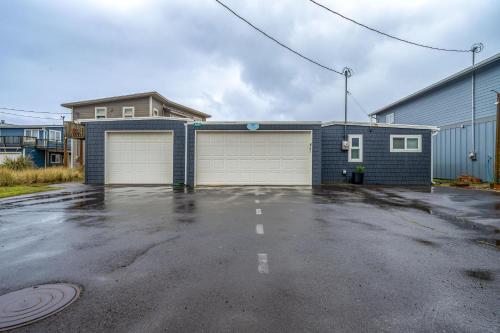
left=153, top=108, right=159, bottom=117
left=122, top=106, right=135, bottom=118
left=24, top=129, right=42, bottom=139
left=95, top=107, right=107, bottom=119
left=48, top=130, right=62, bottom=141
left=50, top=153, right=62, bottom=164
left=386, top=113, right=395, bottom=124
left=390, top=135, right=422, bottom=152
left=348, top=134, right=363, bottom=162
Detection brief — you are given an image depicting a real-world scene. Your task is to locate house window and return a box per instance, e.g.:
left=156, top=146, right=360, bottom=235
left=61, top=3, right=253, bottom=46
left=390, top=135, right=422, bottom=152
left=49, top=130, right=62, bottom=141
left=153, top=108, right=159, bottom=117
left=95, top=107, right=107, bottom=119
left=24, top=129, right=42, bottom=139
left=50, top=153, right=62, bottom=164
left=386, top=113, right=395, bottom=124
left=123, top=106, right=134, bottom=118
left=348, top=134, right=363, bottom=162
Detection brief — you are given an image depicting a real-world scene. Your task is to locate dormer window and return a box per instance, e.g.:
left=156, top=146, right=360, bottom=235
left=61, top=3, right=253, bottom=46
left=95, top=107, right=107, bottom=119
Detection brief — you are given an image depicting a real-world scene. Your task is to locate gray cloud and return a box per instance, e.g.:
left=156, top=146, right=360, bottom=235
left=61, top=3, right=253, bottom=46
left=0, top=0, right=498, bottom=124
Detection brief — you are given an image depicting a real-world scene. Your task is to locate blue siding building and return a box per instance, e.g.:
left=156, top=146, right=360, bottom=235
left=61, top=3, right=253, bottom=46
left=0, top=123, right=68, bottom=167
left=371, top=53, right=500, bottom=182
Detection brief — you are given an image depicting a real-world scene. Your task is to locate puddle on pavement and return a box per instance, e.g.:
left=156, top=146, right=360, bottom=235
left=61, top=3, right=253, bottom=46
left=413, top=238, right=439, bottom=247
left=465, top=269, right=495, bottom=281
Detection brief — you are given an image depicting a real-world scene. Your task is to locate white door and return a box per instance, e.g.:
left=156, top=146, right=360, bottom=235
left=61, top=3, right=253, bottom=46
left=106, top=132, right=173, bottom=184
left=0, top=152, right=22, bottom=164
left=196, top=131, right=312, bottom=185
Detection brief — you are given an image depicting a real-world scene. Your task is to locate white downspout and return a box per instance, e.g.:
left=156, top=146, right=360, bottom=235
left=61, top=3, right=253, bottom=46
left=149, top=96, right=153, bottom=117
left=431, top=130, right=438, bottom=184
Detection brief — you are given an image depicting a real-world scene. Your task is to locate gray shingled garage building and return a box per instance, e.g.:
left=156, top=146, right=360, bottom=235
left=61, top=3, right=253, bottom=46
left=83, top=118, right=436, bottom=186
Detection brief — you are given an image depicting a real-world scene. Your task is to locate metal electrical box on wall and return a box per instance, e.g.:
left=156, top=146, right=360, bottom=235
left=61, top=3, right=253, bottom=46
left=341, top=140, right=350, bottom=151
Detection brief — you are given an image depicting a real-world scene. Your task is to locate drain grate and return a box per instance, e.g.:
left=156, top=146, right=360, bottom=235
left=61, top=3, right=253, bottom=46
left=0, top=283, right=80, bottom=331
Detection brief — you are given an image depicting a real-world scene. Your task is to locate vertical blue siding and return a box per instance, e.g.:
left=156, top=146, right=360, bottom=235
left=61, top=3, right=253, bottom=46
left=433, top=119, right=496, bottom=181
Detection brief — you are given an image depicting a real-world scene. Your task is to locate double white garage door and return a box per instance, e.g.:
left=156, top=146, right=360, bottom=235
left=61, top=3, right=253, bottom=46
left=105, top=131, right=312, bottom=185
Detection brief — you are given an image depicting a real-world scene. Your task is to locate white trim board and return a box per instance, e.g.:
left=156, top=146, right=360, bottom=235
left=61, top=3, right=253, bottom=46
left=322, top=121, right=438, bottom=131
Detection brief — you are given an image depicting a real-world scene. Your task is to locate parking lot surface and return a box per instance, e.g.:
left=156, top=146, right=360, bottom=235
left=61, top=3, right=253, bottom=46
left=0, top=185, right=499, bottom=332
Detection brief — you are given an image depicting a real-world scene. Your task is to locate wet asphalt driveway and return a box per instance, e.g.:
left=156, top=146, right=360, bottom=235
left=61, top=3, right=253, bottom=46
left=0, top=184, right=499, bottom=332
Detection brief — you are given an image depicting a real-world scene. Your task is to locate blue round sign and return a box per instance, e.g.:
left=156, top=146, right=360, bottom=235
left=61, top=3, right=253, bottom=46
left=247, top=123, right=259, bottom=131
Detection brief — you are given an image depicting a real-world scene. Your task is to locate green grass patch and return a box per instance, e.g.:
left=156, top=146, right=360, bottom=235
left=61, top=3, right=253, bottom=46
left=0, top=185, right=62, bottom=199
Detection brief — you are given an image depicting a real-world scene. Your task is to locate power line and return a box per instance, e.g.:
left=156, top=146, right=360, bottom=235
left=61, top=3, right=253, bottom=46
left=214, top=0, right=344, bottom=75
left=0, top=107, right=71, bottom=114
left=347, top=91, right=371, bottom=118
left=307, top=0, right=471, bottom=53
left=0, top=110, right=62, bottom=120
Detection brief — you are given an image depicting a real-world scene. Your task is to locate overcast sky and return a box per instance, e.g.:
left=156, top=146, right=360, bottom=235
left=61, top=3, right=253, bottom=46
left=0, top=0, right=499, bottom=124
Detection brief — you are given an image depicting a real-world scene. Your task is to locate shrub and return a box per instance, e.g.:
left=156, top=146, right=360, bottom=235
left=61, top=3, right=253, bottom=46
left=0, top=167, right=83, bottom=186
left=1, top=156, right=33, bottom=170
left=0, top=169, right=15, bottom=186
left=355, top=165, right=365, bottom=173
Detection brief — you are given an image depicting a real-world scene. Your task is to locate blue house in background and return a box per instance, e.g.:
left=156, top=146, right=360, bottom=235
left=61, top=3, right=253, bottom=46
left=370, top=53, right=500, bottom=182
left=0, top=122, right=69, bottom=168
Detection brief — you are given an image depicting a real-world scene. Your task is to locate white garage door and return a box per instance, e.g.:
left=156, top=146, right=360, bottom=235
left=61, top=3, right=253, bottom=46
left=0, top=152, right=22, bottom=164
left=106, top=132, right=173, bottom=184
left=196, top=131, right=312, bottom=185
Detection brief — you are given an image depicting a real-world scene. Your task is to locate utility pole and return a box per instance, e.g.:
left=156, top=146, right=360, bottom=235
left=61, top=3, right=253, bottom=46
left=343, top=67, right=353, bottom=140
left=469, top=43, right=483, bottom=161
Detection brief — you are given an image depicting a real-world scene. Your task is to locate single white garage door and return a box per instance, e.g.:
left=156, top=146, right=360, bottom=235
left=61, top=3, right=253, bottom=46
left=196, top=131, right=312, bottom=185
left=105, top=132, right=173, bottom=184
left=0, top=152, right=22, bottom=164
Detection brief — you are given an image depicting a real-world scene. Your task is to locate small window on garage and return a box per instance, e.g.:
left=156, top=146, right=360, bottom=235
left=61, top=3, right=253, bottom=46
left=123, top=106, right=134, bottom=118
left=48, top=130, right=62, bottom=141
left=348, top=134, right=363, bottom=162
left=95, top=107, right=107, bottom=119
left=50, top=153, right=62, bottom=164
left=386, top=113, right=395, bottom=124
left=390, top=135, right=422, bottom=152
left=153, top=108, right=159, bottom=117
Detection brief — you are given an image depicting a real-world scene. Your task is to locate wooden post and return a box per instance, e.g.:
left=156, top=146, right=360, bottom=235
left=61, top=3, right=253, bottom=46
left=495, top=93, right=500, bottom=186
left=79, top=139, right=83, bottom=167
left=63, top=136, right=68, bottom=168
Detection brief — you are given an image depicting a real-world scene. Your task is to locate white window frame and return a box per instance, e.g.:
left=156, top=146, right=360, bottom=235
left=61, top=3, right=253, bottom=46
left=24, top=129, right=42, bottom=139
left=386, top=113, right=395, bottom=124
left=48, top=130, right=62, bottom=142
left=95, top=107, right=107, bottom=119
left=348, top=134, right=363, bottom=163
left=122, top=106, right=135, bottom=118
left=390, top=134, right=422, bottom=153
left=50, top=153, right=62, bottom=164
left=153, top=107, right=159, bottom=117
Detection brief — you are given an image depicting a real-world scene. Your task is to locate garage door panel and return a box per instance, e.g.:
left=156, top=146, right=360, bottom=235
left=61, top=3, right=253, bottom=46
left=196, top=131, right=312, bottom=185
left=106, top=132, right=173, bottom=184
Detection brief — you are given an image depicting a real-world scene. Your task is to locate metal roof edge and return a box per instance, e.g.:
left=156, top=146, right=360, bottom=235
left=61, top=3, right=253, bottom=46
left=0, top=124, right=63, bottom=128
left=370, top=52, right=500, bottom=116
left=199, top=121, right=322, bottom=125
left=321, top=121, right=439, bottom=131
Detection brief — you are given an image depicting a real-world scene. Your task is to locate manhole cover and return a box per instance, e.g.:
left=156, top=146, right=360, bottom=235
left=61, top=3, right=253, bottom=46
left=0, top=283, right=80, bottom=331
